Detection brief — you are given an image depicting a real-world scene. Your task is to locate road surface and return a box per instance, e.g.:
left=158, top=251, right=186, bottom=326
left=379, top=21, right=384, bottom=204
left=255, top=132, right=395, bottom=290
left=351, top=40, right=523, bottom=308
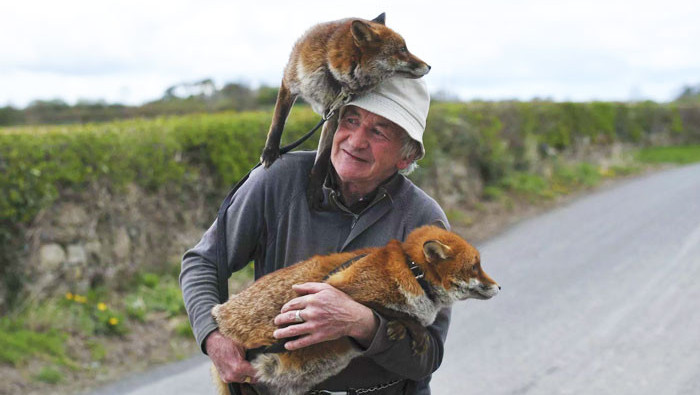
left=87, top=163, right=700, bottom=395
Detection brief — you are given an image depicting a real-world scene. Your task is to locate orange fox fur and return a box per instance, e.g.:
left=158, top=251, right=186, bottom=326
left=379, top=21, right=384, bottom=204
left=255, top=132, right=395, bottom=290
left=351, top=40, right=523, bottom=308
left=259, top=13, right=430, bottom=207
left=211, top=226, right=499, bottom=395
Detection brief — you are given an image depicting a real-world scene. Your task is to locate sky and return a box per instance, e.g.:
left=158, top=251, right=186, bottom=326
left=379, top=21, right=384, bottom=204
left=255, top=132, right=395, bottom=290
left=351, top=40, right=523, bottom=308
left=1, top=0, right=699, bottom=108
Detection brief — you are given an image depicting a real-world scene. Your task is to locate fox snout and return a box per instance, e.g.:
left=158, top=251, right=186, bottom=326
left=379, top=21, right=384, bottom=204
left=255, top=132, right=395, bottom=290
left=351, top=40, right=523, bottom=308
left=398, top=54, right=430, bottom=78
left=471, top=279, right=500, bottom=300
left=407, top=58, right=431, bottom=77
left=473, top=270, right=500, bottom=299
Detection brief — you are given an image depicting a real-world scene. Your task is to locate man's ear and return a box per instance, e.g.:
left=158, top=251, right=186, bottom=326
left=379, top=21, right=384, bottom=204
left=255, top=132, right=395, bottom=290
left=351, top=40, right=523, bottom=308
left=396, top=156, right=412, bottom=171
left=423, top=240, right=452, bottom=263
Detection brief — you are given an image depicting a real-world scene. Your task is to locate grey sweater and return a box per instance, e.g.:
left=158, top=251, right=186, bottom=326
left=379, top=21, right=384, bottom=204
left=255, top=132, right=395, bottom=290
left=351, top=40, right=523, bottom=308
left=180, top=151, right=450, bottom=394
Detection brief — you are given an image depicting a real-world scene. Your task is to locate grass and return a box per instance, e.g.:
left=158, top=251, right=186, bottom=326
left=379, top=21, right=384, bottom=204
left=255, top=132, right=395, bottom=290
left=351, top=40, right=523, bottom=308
left=34, top=366, right=64, bottom=384
left=0, top=320, right=73, bottom=368
left=484, top=161, right=626, bottom=203
left=125, top=272, right=187, bottom=321
left=0, top=262, right=201, bottom=388
left=636, top=145, right=700, bottom=164
left=445, top=209, right=474, bottom=226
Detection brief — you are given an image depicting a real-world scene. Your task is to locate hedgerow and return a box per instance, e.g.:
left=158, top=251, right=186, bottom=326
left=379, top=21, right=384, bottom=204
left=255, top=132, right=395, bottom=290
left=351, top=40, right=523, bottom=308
left=1, top=101, right=698, bottom=308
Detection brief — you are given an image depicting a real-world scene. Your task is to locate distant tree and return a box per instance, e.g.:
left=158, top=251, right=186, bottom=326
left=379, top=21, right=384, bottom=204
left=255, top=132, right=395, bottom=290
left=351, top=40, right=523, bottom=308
left=0, top=106, right=24, bottom=126
left=432, top=89, right=461, bottom=102
left=220, top=82, right=255, bottom=110
left=197, top=78, right=216, bottom=97
left=24, top=99, right=71, bottom=124
left=256, top=85, right=280, bottom=106
left=676, top=84, right=700, bottom=103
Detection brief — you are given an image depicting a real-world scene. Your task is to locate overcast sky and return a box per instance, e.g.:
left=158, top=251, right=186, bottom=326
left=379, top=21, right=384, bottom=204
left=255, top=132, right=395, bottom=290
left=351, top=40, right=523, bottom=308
left=1, top=0, right=698, bottom=108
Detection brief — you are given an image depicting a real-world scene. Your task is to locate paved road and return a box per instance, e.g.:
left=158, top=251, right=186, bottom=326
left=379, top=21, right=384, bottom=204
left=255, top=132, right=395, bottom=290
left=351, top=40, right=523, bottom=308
left=432, top=162, right=700, bottom=395
left=87, top=163, right=700, bottom=395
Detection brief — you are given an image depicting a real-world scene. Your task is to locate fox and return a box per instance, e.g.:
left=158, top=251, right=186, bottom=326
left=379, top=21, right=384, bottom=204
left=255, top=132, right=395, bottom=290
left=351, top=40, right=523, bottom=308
left=259, top=13, right=431, bottom=208
left=211, top=225, right=500, bottom=395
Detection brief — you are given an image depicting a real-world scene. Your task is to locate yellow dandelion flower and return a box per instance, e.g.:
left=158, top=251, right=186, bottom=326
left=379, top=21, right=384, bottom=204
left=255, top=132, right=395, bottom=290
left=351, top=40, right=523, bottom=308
left=108, top=317, right=119, bottom=326
left=65, top=292, right=74, bottom=300
left=97, top=302, right=107, bottom=311
left=74, top=295, right=87, bottom=303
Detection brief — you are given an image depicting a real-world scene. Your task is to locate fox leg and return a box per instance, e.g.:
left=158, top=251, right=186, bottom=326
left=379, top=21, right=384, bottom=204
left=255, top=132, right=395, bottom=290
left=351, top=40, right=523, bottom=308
left=368, top=304, right=431, bottom=356
left=262, top=80, right=297, bottom=168
left=307, top=113, right=338, bottom=209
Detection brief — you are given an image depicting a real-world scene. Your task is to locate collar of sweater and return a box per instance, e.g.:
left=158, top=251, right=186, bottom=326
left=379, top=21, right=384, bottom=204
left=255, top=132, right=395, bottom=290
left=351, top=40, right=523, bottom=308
left=323, top=167, right=403, bottom=214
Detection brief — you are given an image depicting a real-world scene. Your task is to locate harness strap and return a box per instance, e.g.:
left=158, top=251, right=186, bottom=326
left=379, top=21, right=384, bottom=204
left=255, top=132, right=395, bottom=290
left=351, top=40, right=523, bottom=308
left=217, top=118, right=326, bottom=395
left=324, top=253, right=368, bottom=280
left=324, top=91, right=354, bottom=120
left=216, top=117, right=327, bottom=305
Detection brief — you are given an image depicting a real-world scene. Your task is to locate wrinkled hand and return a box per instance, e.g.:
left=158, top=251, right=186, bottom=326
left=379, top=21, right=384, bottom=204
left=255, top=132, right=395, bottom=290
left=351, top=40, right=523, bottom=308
left=206, top=330, right=258, bottom=384
left=273, top=282, right=379, bottom=350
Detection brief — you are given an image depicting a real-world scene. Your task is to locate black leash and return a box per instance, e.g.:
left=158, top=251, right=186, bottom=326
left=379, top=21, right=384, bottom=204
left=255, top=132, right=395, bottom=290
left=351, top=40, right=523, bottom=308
left=217, top=117, right=325, bottom=395
left=216, top=117, right=325, bottom=306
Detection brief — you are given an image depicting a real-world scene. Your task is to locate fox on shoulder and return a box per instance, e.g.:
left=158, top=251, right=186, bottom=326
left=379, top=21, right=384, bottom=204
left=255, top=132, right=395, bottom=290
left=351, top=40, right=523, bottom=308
left=260, top=13, right=430, bottom=207
left=211, top=226, right=500, bottom=395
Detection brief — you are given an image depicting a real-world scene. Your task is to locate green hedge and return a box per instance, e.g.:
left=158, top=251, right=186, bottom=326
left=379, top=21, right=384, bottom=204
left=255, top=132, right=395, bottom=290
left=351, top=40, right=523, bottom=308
left=1, top=101, right=699, bottom=305
left=418, top=101, right=697, bottom=186
left=0, top=110, right=321, bottom=226
left=3, top=101, right=698, bottom=228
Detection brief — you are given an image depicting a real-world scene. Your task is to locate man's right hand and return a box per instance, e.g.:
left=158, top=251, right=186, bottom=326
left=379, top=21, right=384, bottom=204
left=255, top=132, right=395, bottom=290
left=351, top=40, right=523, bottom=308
left=205, top=330, right=258, bottom=383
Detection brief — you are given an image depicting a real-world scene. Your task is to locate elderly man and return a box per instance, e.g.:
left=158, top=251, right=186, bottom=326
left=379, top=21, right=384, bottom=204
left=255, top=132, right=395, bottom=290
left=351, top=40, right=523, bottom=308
left=180, top=77, right=450, bottom=394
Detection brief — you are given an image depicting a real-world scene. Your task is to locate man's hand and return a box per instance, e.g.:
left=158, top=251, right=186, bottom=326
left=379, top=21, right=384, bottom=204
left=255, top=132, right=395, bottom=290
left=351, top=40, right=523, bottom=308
left=272, top=282, right=379, bottom=350
left=205, top=330, right=258, bottom=384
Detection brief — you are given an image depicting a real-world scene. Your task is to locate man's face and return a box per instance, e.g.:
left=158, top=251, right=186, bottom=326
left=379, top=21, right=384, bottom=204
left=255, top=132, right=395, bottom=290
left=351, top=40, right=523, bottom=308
left=331, top=106, right=412, bottom=193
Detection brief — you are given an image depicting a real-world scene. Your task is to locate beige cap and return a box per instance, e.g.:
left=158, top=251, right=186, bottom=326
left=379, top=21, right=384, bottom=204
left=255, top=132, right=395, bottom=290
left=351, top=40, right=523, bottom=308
left=344, top=76, right=430, bottom=159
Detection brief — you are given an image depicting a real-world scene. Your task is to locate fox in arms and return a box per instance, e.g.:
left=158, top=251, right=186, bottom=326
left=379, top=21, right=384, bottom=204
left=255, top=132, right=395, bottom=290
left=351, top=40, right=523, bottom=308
left=211, top=226, right=500, bottom=394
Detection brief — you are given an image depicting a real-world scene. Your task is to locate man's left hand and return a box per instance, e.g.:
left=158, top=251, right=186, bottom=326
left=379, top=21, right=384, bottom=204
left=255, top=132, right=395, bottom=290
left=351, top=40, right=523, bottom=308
left=273, top=282, right=379, bottom=350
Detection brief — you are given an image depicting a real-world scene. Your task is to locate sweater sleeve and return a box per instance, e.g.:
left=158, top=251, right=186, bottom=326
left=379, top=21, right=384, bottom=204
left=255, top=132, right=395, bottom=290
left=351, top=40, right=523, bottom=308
left=179, top=166, right=267, bottom=353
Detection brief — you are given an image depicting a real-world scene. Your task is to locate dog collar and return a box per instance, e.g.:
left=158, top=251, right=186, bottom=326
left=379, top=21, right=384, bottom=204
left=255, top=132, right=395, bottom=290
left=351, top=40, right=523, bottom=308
left=404, top=254, right=437, bottom=302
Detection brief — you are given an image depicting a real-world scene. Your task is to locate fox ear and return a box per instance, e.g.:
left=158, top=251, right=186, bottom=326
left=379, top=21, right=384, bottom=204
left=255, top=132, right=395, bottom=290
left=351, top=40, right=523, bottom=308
left=423, top=240, right=452, bottom=263
left=351, top=20, right=377, bottom=43
left=371, top=12, right=386, bottom=25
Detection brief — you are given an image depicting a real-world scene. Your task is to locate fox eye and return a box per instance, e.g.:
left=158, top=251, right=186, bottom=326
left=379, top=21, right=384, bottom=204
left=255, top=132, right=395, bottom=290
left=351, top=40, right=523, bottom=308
left=400, top=46, right=408, bottom=53
left=472, top=265, right=479, bottom=273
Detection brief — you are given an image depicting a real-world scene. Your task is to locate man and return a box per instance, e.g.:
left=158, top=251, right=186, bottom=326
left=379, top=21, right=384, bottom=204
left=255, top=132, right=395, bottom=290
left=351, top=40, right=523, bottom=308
left=180, top=76, right=450, bottom=394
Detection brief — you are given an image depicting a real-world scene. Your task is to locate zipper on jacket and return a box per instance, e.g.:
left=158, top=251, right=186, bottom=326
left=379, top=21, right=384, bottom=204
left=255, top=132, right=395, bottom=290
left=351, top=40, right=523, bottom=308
left=330, top=191, right=359, bottom=227
left=330, top=190, right=388, bottom=229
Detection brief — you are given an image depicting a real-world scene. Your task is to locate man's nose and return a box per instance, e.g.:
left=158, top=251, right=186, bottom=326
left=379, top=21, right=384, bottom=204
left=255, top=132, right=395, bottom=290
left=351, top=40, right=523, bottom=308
left=347, top=128, right=369, bottom=149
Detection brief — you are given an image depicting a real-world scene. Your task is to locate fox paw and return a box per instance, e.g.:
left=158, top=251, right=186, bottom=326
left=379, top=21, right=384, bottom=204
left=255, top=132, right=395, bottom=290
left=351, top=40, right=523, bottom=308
left=387, top=321, right=407, bottom=341
left=410, top=333, right=429, bottom=355
left=261, top=146, right=280, bottom=168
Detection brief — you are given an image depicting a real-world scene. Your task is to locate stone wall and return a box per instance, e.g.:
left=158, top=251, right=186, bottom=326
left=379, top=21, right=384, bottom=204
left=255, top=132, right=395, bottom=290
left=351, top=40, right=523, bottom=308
left=13, top=179, right=217, bottom=306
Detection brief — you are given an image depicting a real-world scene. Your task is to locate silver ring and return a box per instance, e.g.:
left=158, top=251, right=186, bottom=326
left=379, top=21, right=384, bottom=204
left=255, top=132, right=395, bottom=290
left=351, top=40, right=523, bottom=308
left=294, top=309, right=305, bottom=323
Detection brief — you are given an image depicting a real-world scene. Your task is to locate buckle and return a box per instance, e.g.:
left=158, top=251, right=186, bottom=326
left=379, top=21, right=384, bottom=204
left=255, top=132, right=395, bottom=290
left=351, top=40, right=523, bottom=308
left=409, top=261, right=425, bottom=279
